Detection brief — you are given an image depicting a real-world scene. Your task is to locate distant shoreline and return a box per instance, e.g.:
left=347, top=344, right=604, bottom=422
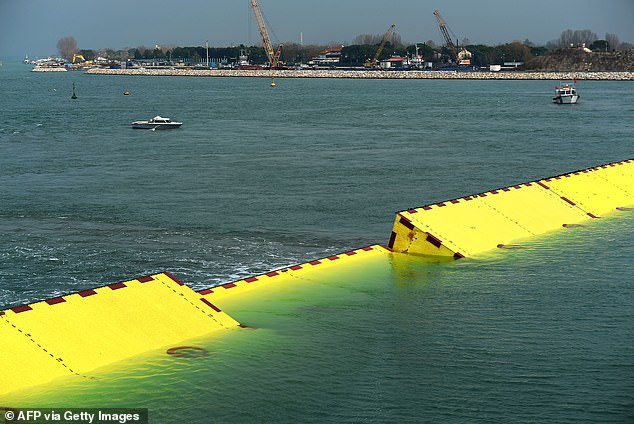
left=34, top=66, right=634, bottom=80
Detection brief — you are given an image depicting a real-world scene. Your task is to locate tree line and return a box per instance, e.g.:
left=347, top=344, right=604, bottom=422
left=57, top=28, right=633, bottom=67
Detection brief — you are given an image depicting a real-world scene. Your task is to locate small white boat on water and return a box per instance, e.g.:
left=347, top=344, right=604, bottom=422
left=131, top=116, right=182, bottom=130
left=553, top=82, right=579, bottom=104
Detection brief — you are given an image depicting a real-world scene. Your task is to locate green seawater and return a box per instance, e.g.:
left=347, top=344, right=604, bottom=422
left=1, top=61, right=633, bottom=422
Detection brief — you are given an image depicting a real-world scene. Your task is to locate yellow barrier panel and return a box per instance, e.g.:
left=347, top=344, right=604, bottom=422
left=199, top=245, right=391, bottom=306
left=389, top=159, right=634, bottom=257
left=0, top=273, right=239, bottom=396
left=594, top=160, right=634, bottom=194
left=540, top=160, right=634, bottom=217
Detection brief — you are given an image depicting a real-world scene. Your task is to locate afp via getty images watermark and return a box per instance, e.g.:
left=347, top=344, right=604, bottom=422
left=2, top=408, right=148, bottom=424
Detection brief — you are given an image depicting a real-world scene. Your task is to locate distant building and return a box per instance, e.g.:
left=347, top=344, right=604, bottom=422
left=308, top=47, right=342, bottom=67
left=379, top=56, right=405, bottom=69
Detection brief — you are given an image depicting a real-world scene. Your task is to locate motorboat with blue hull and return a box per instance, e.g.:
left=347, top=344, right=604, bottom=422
left=131, top=116, right=182, bottom=129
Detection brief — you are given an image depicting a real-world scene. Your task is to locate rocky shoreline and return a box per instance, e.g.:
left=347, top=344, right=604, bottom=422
left=31, top=66, right=634, bottom=80
left=32, top=66, right=67, bottom=72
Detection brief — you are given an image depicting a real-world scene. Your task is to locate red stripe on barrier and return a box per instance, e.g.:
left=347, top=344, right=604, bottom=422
left=490, top=190, right=499, bottom=195
left=388, top=231, right=397, bottom=249
left=345, top=251, right=357, bottom=256
left=137, top=276, right=154, bottom=283
left=502, top=187, right=511, bottom=192
left=108, top=282, right=126, bottom=290
left=513, top=185, right=522, bottom=189
left=536, top=181, right=550, bottom=189
left=165, top=272, right=184, bottom=286
left=399, top=215, right=415, bottom=230
left=289, top=265, right=302, bottom=270
left=309, top=260, right=321, bottom=265
left=588, top=213, right=599, bottom=218
left=450, top=199, right=460, bottom=203
left=200, top=298, right=222, bottom=312
left=453, top=252, right=465, bottom=259
left=45, top=297, right=66, bottom=305
left=266, top=271, right=279, bottom=277
left=479, top=193, right=487, bottom=197
left=198, top=289, right=213, bottom=295
left=222, top=283, right=236, bottom=289
left=244, top=277, right=258, bottom=282
left=560, top=196, right=576, bottom=206
left=79, top=290, right=97, bottom=297
left=524, top=183, right=532, bottom=186
left=426, top=234, right=442, bottom=248
left=464, top=196, right=473, bottom=201
left=327, top=256, right=340, bottom=261
left=437, top=202, right=447, bottom=207
left=407, top=209, right=418, bottom=213
left=422, top=205, right=432, bottom=210
left=11, top=305, right=32, bottom=313
left=362, top=247, right=373, bottom=251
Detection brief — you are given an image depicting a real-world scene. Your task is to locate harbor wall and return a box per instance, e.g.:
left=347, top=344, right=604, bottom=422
left=82, top=67, right=634, bottom=81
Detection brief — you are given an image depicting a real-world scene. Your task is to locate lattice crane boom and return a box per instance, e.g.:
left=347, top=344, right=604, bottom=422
left=433, top=9, right=472, bottom=66
left=365, top=24, right=396, bottom=68
left=433, top=10, right=457, bottom=57
left=249, top=0, right=282, bottom=68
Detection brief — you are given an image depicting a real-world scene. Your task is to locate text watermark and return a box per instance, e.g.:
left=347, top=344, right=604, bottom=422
left=2, top=409, right=148, bottom=424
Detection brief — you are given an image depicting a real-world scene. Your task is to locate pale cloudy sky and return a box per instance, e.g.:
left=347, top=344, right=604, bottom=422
left=1, top=0, right=633, bottom=57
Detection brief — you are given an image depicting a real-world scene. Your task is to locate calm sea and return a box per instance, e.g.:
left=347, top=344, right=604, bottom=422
left=1, top=60, right=633, bottom=422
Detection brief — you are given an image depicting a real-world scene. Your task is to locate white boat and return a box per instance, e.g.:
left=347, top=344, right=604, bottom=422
left=553, top=82, right=579, bottom=104
left=131, top=116, right=182, bottom=130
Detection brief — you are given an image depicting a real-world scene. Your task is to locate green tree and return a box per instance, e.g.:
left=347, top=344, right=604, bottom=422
left=589, top=40, right=608, bottom=52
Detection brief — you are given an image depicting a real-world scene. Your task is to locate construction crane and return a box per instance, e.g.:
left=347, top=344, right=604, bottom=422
left=433, top=10, right=472, bottom=66
left=249, top=0, right=283, bottom=69
left=364, top=24, right=396, bottom=68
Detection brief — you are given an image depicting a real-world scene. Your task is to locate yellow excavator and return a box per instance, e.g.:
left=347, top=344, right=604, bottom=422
left=70, top=54, right=92, bottom=69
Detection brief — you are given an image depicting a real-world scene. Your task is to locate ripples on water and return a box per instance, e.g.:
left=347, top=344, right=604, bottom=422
left=1, top=62, right=633, bottom=422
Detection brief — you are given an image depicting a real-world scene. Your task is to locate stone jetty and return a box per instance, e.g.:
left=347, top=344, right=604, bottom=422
left=32, top=66, right=67, bottom=72
left=84, top=67, right=634, bottom=80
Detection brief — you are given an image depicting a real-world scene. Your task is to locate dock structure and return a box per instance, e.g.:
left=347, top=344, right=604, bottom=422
left=1, top=158, right=633, bottom=396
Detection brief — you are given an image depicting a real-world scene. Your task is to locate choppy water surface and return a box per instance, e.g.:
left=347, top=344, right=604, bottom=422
left=1, top=61, right=633, bottom=422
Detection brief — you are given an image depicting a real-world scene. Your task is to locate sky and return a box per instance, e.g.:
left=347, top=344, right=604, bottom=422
left=1, top=0, right=633, bottom=58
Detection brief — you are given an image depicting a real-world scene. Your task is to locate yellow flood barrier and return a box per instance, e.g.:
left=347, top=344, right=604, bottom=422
left=198, top=245, right=391, bottom=307
left=388, top=159, right=634, bottom=258
left=0, top=273, right=239, bottom=396
left=2, top=158, right=632, bottom=397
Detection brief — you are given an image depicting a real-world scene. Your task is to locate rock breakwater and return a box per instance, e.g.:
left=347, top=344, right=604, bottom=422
left=85, top=68, right=634, bottom=80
